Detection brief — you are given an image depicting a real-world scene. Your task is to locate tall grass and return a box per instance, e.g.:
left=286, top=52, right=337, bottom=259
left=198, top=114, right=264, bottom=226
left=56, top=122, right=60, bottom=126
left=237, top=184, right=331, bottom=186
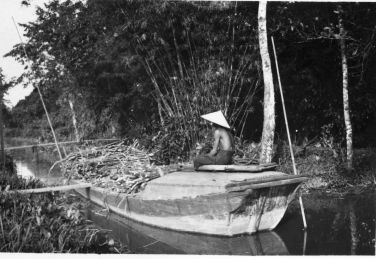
left=0, top=166, right=126, bottom=253
left=137, top=17, right=260, bottom=161
left=0, top=191, right=125, bottom=253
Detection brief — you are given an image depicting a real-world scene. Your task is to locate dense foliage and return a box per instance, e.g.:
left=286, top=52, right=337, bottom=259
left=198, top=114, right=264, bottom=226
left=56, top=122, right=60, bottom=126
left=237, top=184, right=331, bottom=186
left=0, top=171, right=126, bottom=253
left=4, top=1, right=376, bottom=159
left=0, top=191, right=124, bottom=252
left=0, top=69, right=13, bottom=128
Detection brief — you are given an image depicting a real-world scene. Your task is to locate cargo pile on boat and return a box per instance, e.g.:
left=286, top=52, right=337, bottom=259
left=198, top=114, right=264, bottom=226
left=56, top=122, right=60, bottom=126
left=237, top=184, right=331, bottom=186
left=59, top=140, right=180, bottom=194
left=233, top=140, right=261, bottom=165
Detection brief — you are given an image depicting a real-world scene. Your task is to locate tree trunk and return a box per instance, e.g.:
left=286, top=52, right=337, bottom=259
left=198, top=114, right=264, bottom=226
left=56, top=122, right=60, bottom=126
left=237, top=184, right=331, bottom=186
left=0, top=92, right=4, bottom=174
left=338, top=5, right=353, bottom=169
left=68, top=97, right=80, bottom=142
left=258, top=1, right=275, bottom=163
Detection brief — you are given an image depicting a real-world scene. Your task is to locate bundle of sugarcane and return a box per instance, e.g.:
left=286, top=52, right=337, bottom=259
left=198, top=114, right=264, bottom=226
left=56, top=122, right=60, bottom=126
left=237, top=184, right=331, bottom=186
left=57, top=139, right=172, bottom=194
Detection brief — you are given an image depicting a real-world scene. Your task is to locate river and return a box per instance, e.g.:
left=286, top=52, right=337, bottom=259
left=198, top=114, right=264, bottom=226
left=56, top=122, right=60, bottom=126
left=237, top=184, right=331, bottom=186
left=5, top=139, right=376, bottom=255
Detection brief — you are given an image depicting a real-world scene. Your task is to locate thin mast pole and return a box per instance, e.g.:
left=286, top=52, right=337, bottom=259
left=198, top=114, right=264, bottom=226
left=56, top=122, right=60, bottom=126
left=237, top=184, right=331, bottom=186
left=12, top=17, right=63, bottom=160
left=271, top=36, right=307, bottom=229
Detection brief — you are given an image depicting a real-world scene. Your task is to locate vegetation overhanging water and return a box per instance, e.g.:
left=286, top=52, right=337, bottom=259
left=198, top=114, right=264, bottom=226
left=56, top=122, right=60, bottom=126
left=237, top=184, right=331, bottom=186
left=1, top=1, right=376, bottom=254
left=3, top=139, right=375, bottom=255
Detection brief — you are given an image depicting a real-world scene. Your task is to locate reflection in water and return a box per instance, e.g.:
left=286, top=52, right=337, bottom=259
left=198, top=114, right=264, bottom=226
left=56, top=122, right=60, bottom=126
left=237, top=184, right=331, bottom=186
left=277, top=192, right=375, bottom=255
left=85, top=206, right=289, bottom=255
left=5, top=138, right=376, bottom=255
left=349, top=201, right=359, bottom=255
left=302, top=230, right=307, bottom=255
left=7, top=141, right=63, bottom=185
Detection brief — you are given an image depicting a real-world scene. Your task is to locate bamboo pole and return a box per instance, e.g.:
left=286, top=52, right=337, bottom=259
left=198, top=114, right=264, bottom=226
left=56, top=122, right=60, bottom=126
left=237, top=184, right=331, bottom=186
left=5, top=138, right=120, bottom=151
left=5, top=183, right=91, bottom=194
left=303, top=228, right=307, bottom=255
left=271, top=36, right=307, bottom=229
left=12, top=16, right=63, bottom=160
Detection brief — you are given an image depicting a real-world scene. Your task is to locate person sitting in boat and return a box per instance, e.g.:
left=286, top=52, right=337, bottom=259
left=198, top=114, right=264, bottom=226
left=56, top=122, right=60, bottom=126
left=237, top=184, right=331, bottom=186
left=193, top=110, right=235, bottom=170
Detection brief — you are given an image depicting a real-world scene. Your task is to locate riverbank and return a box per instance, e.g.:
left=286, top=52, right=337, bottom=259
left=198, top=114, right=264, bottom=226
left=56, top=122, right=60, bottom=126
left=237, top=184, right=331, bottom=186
left=58, top=139, right=376, bottom=194
left=0, top=157, right=128, bottom=253
left=277, top=146, right=376, bottom=194
left=8, top=136, right=375, bottom=195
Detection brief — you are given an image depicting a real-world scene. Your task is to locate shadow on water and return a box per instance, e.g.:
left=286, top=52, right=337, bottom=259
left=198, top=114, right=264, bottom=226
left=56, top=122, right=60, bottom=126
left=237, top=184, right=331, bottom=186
left=6, top=138, right=376, bottom=255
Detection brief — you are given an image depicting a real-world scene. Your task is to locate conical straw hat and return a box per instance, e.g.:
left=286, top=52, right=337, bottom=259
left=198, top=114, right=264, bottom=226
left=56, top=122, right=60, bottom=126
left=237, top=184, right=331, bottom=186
left=201, top=110, right=230, bottom=129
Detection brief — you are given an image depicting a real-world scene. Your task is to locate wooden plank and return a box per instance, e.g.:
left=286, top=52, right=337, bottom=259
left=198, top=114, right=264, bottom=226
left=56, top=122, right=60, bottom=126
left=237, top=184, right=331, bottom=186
left=197, top=163, right=277, bottom=172
left=226, top=178, right=308, bottom=192
left=226, top=174, right=308, bottom=188
left=5, top=183, right=92, bottom=194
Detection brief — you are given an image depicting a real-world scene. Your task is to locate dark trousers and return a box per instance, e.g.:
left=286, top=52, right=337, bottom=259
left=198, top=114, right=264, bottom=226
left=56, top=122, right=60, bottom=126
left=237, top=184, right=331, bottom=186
left=193, top=150, right=234, bottom=170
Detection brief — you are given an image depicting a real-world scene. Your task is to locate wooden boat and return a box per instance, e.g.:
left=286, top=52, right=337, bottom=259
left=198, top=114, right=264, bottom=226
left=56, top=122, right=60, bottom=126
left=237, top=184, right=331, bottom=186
left=87, top=206, right=290, bottom=255
left=72, top=168, right=308, bottom=236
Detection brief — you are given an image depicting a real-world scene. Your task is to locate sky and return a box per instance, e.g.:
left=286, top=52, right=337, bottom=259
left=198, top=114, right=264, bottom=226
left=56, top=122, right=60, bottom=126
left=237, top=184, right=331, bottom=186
left=0, top=0, right=47, bottom=108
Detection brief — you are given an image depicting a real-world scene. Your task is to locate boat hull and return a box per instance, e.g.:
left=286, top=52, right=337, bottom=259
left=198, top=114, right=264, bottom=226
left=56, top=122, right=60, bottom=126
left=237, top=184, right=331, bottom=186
left=87, top=208, right=290, bottom=254
left=73, top=171, right=306, bottom=236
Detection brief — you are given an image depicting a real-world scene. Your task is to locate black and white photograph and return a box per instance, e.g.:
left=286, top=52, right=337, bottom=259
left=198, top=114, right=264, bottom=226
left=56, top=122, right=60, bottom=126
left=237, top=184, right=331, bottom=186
left=0, top=0, right=375, bottom=256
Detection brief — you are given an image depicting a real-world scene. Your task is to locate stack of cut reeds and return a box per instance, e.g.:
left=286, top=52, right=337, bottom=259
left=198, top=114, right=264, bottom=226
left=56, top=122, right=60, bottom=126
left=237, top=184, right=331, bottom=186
left=233, top=141, right=261, bottom=165
left=60, top=140, right=173, bottom=194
